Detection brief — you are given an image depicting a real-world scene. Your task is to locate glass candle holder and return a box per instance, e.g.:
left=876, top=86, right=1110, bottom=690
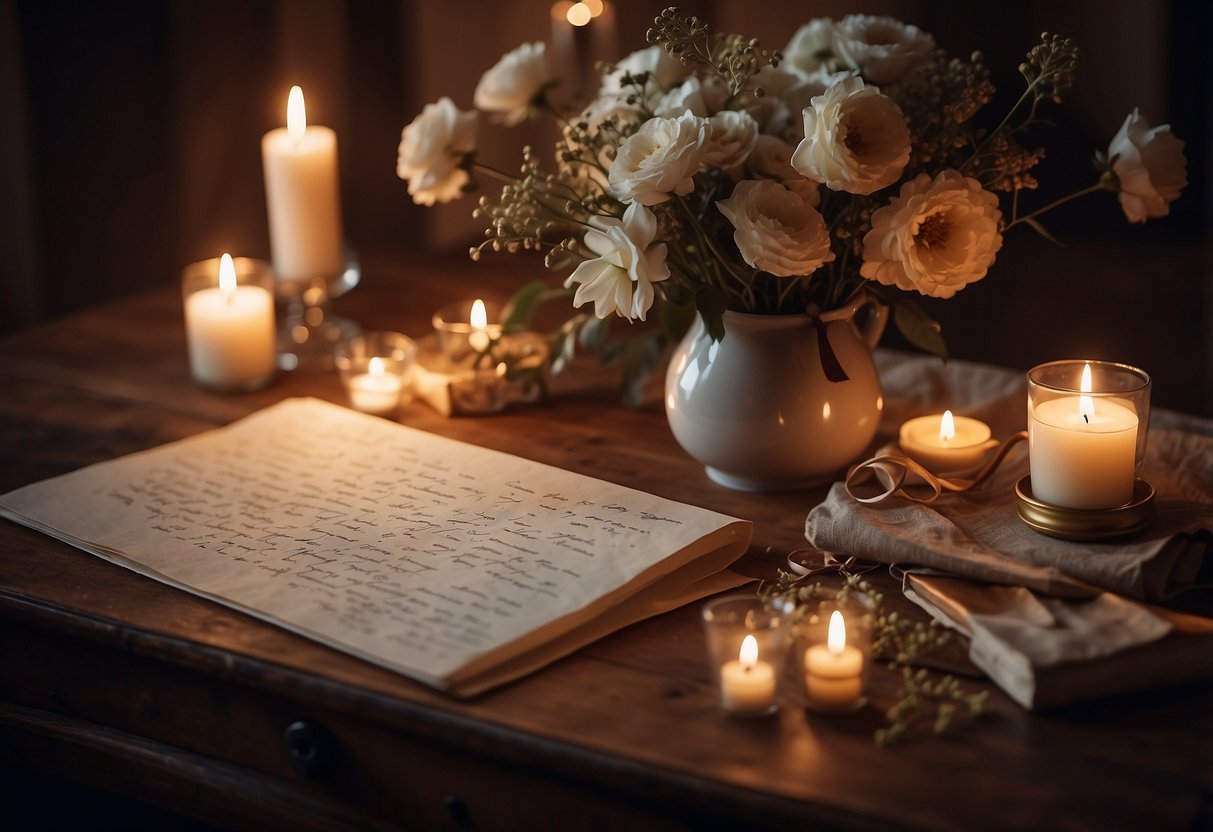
left=1027, top=360, right=1150, bottom=510
left=797, top=592, right=874, bottom=713
left=182, top=255, right=277, bottom=392
left=335, top=331, right=418, bottom=416
left=432, top=299, right=505, bottom=365
left=701, top=595, right=792, bottom=717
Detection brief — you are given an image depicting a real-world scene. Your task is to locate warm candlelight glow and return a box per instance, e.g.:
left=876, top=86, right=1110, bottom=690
left=470, top=299, right=488, bottom=330
left=739, top=634, right=758, bottom=669
left=583, top=0, right=605, bottom=15
left=368, top=356, right=385, bottom=378
left=1079, top=362, right=1095, bottom=422
left=939, top=410, right=956, bottom=443
left=827, top=610, right=846, bottom=654
left=567, top=1, right=592, bottom=25
left=287, top=85, right=306, bottom=145
left=218, top=253, right=236, bottom=299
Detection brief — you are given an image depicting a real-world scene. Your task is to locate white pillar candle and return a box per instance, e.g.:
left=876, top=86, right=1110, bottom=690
left=720, top=634, right=776, bottom=714
left=185, top=254, right=276, bottom=390
left=804, top=611, right=864, bottom=710
left=1029, top=363, right=1138, bottom=509
left=261, top=86, right=344, bottom=284
left=347, top=357, right=404, bottom=415
left=899, top=410, right=997, bottom=473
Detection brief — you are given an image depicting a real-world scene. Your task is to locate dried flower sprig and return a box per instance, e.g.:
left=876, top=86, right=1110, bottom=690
left=646, top=7, right=780, bottom=97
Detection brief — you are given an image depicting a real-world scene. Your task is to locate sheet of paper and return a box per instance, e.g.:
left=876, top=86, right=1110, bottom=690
left=1, top=398, right=750, bottom=690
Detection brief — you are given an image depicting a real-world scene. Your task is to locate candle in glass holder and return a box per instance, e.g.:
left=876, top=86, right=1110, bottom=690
left=899, top=410, right=997, bottom=473
left=720, top=634, right=776, bottom=715
left=335, top=332, right=417, bottom=417
left=347, top=357, right=405, bottom=415
left=433, top=299, right=504, bottom=363
left=804, top=610, right=864, bottom=710
left=183, top=253, right=276, bottom=391
left=261, top=85, right=344, bottom=284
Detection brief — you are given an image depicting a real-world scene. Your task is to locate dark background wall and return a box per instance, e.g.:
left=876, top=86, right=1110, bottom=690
left=1, top=0, right=1209, bottom=413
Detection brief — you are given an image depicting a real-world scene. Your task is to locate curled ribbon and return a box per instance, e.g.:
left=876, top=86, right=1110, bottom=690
left=845, top=431, right=1028, bottom=505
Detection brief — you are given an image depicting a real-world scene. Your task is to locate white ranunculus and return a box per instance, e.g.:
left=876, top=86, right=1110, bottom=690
left=601, top=45, right=691, bottom=95
left=783, top=19, right=839, bottom=75
left=860, top=170, right=1003, bottom=299
left=608, top=112, right=711, bottom=206
left=746, top=135, right=820, bottom=207
left=791, top=74, right=910, bottom=195
left=716, top=180, right=835, bottom=277
left=832, top=14, right=935, bottom=85
left=473, top=42, right=551, bottom=127
left=1108, top=108, right=1188, bottom=223
left=396, top=97, right=478, bottom=206
left=703, top=110, right=760, bottom=170
left=564, top=203, right=670, bottom=321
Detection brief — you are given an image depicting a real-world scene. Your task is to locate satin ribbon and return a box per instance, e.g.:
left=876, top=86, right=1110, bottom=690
left=845, top=431, right=1028, bottom=505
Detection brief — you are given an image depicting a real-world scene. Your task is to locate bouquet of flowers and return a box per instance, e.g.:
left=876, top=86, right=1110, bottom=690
left=397, top=8, right=1186, bottom=402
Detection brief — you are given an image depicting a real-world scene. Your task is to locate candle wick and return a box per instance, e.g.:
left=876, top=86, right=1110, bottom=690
left=1083, top=413, right=1089, bottom=424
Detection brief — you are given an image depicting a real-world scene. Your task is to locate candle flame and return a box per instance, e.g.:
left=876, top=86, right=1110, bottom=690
left=470, top=298, right=488, bottom=330
left=1079, top=362, right=1095, bottom=422
left=584, top=0, right=605, bottom=16
left=739, top=634, right=758, bottom=669
left=369, top=357, right=385, bottom=378
left=567, top=1, right=592, bottom=25
left=287, top=85, right=306, bottom=145
left=939, top=410, right=956, bottom=443
left=827, top=610, right=846, bottom=654
left=218, top=253, right=236, bottom=299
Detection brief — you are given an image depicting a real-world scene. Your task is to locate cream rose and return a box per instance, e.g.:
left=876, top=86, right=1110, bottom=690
left=396, top=97, right=478, bottom=206
left=601, top=45, right=691, bottom=95
left=791, top=74, right=910, bottom=195
left=564, top=203, right=670, bottom=321
left=832, top=15, right=935, bottom=85
left=473, top=42, right=551, bottom=127
left=860, top=170, right=1003, bottom=299
left=747, top=135, right=820, bottom=207
left=608, top=112, right=711, bottom=206
left=1108, top=108, right=1188, bottom=224
left=716, top=180, right=835, bottom=277
left=703, top=110, right=760, bottom=169
left=783, top=19, right=839, bottom=75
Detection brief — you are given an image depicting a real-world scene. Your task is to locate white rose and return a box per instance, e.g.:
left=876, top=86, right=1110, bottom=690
left=860, top=170, right=1003, bottom=299
left=747, top=135, right=820, bottom=207
left=564, top=203, right=670, bottom=321
left=783, top=19, right=839, bottom=75
left=703, top=110, right=760, bottom=169
left=771, top=69, right=850, bottom=142
left=609, top=112, right=711, bottom=206
left=791, top=74, right=910, bottom=195
left=601, top=45, right=691, bottom=95
left=654, top=77, right=712, bottom=118
left=473, top=42, right=551, bottom=127
left=716, top=180, right=835, bottom=277
left=396, top=97, right=478, bottom=206
left=1108, top=108, right=1188, bottom=223
left=832, top=15, right=935, bottom=85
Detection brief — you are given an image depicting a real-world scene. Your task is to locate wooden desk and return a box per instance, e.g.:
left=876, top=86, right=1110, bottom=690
left=1, top=251, right=1209, bottom=831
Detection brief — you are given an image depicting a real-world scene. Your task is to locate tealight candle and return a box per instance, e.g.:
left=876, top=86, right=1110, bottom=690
left=261, top=85, right=344, bottom=284
left=335, top=332, right=418, bottom=417
left=804, top=610, right=865, bottom=711
left=182, top=254, right=276, bottom=392
left=720, top=635, right=777, bottom=715
left=899, top=410, right=997, bottom=473
left=348, top=357, right=405, bottom=415
left=433, top=299, right=505, bottom=364
left=1029, top=361, right=1141, bottom=509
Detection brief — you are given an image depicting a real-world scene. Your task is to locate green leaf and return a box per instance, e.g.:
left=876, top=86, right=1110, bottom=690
left=693, top=286, right=728, bottom=342
left=894, top=301, right=948, bottom=361
left=1023, top=217, right=1064, bottom=246
left=618, top=333, right=666, bottom=408
left=502, top=281, right=551, bottom=329
left=578, top=315, right=611, bottom=351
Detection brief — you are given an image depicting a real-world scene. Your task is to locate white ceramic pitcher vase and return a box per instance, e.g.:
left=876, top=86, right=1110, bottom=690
left=664, top=294, right=888, bottom=491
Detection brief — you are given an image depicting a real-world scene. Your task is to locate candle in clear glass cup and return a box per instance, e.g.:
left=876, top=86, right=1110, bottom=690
left=183, top=254, right=276, bottom=391
left=804, top=610, right=864, bottom=710
left=720, top=634, right=776, bottom=715
left=1029, top=361, right=1144, bottom=510
left=347, top=357, right=405, bottom=415
left=898, top=409, right=997, bottom=473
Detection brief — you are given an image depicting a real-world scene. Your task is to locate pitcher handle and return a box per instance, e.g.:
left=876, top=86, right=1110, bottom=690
left=817, top=292, right=889, bottom=351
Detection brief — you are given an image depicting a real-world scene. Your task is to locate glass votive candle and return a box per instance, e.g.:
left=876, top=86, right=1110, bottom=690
left=1027, top=360, right=1150, bottom=510
left=701, top=595, right=792, bottom=717
left=335, top=331, right=418, bottom=416
left=797, top=592, right=873, bottom=713
left=449, top=363, right=509, bottom=416
left=432, top=299, right=505, bottom=364
left=181, top=254, right=277, bottom=392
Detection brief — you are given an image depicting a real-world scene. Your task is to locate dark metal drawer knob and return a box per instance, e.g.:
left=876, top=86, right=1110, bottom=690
left=283, top=718, right=338, bottom=780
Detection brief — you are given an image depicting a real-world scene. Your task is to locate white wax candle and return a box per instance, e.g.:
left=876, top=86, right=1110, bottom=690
left=899, top=410, right=996, bottom=473
left=1030, top=396, right=1138, bottom=509
left=185, top=255, right=275, bottom=390
left=261, top=86, right=344, bottom=283
left=804, top=611, right=864, bottom=709
left=347, top=358, right=404, bottom=415
left=720, top=634, right=776, bottom=714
